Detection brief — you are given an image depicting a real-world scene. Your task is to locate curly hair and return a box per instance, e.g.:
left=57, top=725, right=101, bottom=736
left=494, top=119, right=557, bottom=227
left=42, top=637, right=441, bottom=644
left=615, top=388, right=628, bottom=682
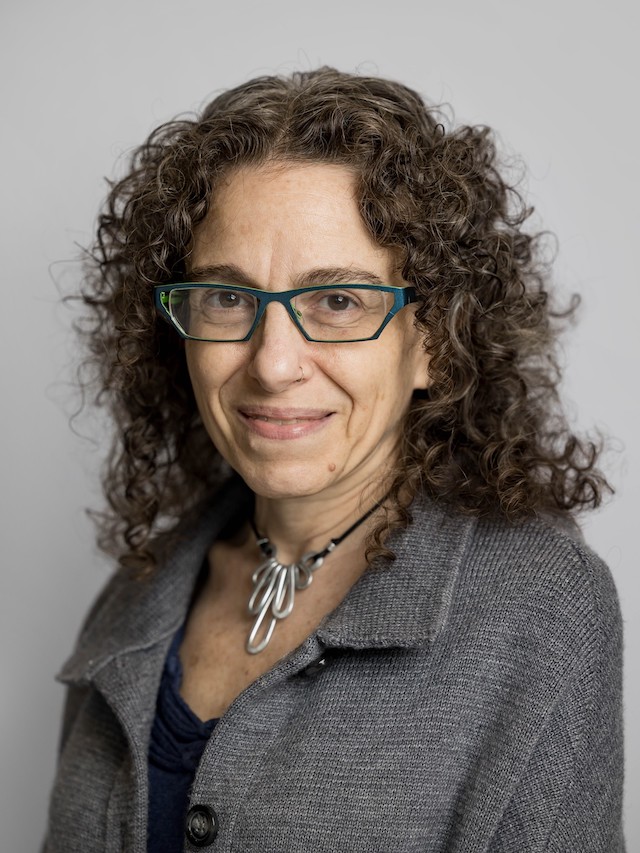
left=76, top=67, right=610, bottom=572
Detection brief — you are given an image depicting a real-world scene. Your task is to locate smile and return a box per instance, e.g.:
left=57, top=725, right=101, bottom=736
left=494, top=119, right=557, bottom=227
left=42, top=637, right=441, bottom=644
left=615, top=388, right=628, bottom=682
left=238, top=407, right=334, bottom=439
left=248, top=416, right=314, bottom=425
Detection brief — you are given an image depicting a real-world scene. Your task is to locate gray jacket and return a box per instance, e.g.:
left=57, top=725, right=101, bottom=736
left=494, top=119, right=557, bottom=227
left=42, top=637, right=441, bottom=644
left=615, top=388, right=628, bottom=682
left=44, top=483, right=625, bottom=852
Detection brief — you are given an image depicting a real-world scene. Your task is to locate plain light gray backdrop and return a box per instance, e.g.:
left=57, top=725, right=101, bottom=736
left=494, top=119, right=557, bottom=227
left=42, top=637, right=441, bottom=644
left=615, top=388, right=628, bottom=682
left=1, top=0, right=637, bottom=848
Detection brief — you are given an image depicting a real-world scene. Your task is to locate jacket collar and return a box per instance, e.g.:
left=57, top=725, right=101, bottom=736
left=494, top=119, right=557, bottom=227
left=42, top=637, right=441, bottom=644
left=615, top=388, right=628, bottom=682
left=317, top=499, right=475, bottom=649
left=58, top=479, right=475, bottom=685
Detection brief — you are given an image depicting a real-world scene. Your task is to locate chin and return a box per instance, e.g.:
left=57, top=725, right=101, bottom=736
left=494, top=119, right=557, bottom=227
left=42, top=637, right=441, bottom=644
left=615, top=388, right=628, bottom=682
left=237, top=460, right=339, bottom=501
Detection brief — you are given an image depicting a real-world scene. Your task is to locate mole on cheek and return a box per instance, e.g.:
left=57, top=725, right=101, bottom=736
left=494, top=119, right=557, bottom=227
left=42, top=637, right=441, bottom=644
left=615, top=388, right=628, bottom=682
left=328, top=462, right=336, bottom=472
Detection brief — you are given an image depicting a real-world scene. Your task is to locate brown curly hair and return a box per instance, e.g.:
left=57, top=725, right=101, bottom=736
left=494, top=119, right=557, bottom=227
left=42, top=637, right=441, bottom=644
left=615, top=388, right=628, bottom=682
left=76, top=67, right=610, bottom=572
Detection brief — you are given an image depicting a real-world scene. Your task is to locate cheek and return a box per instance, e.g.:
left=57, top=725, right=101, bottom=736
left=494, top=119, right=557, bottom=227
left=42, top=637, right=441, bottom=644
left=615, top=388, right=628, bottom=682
left=340, top=345, right=408, bottom=414
left=185, top=343, right=240, bottom=397
left=185, top=348, right=212, bottom=405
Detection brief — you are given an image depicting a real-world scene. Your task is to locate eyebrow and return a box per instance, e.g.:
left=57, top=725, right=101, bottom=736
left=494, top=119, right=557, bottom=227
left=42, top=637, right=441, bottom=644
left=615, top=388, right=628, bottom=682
left=186, top=263, right=386, bottom=288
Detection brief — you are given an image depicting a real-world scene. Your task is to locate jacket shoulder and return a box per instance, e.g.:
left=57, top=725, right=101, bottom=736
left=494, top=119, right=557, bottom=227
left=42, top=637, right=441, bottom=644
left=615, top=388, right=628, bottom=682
left=462, top=513, right=622, bottom=648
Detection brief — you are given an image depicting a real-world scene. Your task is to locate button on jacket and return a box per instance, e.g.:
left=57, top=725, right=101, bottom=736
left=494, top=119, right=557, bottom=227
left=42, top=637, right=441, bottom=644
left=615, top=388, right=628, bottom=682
left=44, top=482, right=625, bottom=852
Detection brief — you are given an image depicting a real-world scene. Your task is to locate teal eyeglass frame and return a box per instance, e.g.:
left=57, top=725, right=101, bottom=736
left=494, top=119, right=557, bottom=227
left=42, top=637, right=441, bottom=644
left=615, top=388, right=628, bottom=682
left=154, top=282, right=418, bottom=343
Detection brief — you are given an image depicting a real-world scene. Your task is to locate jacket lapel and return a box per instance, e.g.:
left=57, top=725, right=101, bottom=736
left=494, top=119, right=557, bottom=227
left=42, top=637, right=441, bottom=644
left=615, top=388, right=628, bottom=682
left=59, top=483, right=475, bottom=692
left=317, top=498, right=476, bottom=649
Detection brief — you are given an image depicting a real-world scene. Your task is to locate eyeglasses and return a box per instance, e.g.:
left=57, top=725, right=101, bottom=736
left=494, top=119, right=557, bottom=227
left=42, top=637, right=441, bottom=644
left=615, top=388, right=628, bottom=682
left=154, top=283, right=418, bottom=343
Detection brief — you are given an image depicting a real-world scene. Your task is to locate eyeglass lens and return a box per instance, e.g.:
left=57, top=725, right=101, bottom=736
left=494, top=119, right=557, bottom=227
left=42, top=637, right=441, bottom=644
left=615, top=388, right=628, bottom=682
left=166, top=286, right=396, bottom=341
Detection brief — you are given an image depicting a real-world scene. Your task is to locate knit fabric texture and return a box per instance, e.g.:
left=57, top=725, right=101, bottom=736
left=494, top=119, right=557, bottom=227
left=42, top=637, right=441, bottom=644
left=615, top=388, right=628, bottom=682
left=44, top=479, right=625, bottom=852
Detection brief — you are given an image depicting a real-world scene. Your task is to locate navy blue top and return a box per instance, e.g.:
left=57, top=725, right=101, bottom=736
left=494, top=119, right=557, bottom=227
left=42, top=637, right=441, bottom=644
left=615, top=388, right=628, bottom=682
left=147, top=625, right=219, bottom=852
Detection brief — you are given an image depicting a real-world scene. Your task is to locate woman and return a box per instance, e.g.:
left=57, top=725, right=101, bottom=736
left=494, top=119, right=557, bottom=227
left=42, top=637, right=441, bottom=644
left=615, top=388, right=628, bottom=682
left=45, top=69, right=624, bottom=852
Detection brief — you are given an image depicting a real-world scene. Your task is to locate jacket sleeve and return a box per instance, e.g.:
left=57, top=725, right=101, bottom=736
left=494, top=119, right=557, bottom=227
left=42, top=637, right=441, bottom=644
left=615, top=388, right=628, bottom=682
left=542, top=595, right=625, bottom=853
left=489, top=552, right=625, bottom=853
left=41, top=685, right=91, bottom=853
left=42, top=573, right=121, bottom=853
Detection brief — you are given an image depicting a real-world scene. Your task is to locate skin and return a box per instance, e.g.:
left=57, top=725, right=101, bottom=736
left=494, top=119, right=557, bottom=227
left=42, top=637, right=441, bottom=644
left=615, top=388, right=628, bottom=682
left=177, top=162, right=431, bottom=703
left=185, top=161, right=429, bottom=564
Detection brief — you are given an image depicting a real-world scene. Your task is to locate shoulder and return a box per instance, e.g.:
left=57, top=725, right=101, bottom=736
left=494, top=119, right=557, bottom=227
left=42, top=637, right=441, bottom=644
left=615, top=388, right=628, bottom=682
left=472, top=513, right=619, bottom=617
left=58, top=479, right=253, bottom=683
left=450, top=511, right=623, bottom=665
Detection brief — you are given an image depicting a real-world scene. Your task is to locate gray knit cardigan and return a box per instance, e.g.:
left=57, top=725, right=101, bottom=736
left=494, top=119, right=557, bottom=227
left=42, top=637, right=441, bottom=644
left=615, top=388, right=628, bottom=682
left=44, top=482, right=625, bottom=852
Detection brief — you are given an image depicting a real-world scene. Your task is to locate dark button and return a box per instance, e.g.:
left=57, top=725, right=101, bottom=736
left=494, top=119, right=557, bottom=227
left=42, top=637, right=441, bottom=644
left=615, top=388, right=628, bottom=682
left=185, top=805, right=219, bottom=847
left=302, top=655, right=329, bottom=677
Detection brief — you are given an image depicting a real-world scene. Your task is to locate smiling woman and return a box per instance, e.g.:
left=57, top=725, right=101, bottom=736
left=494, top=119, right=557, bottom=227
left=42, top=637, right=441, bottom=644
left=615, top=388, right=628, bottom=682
left=44, top=69, right=624, bottom=852
left=182, top=163, right=427, bottom=512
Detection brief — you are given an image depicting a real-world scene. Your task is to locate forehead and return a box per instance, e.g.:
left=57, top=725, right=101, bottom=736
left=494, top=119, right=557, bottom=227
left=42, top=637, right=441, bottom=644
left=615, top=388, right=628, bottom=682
left=189, top=162, right=400, bottom=284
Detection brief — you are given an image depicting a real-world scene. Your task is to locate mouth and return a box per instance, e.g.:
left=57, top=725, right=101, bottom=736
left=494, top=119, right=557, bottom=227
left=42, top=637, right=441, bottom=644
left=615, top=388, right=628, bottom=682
left=238, top=406, right=335, bottom=438
left=244, top=415, right=324, bottom=425
left=240, top=407, right=333, bottom=422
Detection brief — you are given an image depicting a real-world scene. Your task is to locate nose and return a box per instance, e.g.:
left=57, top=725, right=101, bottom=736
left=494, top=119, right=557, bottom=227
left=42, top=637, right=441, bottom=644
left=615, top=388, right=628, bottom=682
left=246, top=303, right=309, bottom=393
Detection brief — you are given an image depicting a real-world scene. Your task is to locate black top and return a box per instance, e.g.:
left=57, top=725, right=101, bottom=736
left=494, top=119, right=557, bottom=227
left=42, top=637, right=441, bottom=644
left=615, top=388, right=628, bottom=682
left=147, top=625, right=219, bottom=852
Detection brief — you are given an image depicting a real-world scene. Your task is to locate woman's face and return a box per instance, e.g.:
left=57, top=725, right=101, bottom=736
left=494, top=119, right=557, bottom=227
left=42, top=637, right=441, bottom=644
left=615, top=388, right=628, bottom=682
left=185, top=162, right=429, bottom=503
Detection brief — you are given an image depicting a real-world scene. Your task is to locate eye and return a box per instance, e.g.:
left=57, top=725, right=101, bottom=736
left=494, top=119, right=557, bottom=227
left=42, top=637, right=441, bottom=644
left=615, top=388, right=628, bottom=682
left=196, top=288, right=256, bottom=314
left=321, top=292, right=358, bottom=311
left=304, top=289, right=364, bottom=313
left=203, top=290, right=246, bottom=309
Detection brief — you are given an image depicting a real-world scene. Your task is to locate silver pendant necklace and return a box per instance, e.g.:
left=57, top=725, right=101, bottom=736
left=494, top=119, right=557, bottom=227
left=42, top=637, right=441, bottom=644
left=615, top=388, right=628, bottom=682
left=246, top=501, right=383, bottom=654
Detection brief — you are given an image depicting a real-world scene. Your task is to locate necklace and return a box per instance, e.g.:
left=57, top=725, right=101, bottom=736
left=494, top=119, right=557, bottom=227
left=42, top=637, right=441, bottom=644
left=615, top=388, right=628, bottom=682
left=246, top=501, right=383, bottom=654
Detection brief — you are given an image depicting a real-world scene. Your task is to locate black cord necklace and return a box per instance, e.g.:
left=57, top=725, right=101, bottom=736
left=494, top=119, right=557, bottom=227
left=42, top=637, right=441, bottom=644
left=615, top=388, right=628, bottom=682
left=246, top=500, right=384, bottom=654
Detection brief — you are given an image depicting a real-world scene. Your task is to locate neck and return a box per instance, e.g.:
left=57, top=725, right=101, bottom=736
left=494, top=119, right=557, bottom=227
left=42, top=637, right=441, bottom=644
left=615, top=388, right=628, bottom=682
left=252, top=475, right=390, bottom=566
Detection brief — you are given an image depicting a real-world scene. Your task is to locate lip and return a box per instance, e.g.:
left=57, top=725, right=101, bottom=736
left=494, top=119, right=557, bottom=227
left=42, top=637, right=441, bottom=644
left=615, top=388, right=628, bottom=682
left=238, top=406, right=335, bottom=440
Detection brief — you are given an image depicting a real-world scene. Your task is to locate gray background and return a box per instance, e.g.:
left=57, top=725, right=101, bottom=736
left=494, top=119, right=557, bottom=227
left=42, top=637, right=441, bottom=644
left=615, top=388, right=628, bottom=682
left=1, top=0, right=637, bottom=848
